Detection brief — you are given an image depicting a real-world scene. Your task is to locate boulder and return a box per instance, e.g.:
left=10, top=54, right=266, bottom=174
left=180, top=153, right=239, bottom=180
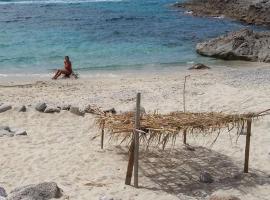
left=189, top=63, right=210, bottom=70
left=44, top=107, right=60, bottom=113
left=35, top=103, right=47, bottom=112
left=196, top=29, right=270, bottom=63
left=8, top=182, right=62, bottom=200
left=209, top=194, right=241, bottom=200
left=0, top=105, right=12, bottom=113
left=70, top=106, right=85, bottom=116
left=18, top=105, right=27, bottom=112
left=0, top=186, right=7, bottom=197
left=199, top=171, right=214, bottom=183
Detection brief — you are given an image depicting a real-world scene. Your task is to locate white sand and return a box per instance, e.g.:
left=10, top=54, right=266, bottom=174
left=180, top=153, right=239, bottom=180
left=0, top=66, right=270, bottom=200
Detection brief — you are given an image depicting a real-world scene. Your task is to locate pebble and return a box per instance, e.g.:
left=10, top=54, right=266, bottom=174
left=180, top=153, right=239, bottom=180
left=44, top=107, right=61, bottom=113
left=0, top=104, right=12, bottom=113
left=18, top=105, right=27, bottom=112
left=35, top=102, right=47, bottom=112
left=10, top=128, right=27, bottom=136
left=70, top=106, right=85, bottom=116
left=199, top=171, right=214, bottom=183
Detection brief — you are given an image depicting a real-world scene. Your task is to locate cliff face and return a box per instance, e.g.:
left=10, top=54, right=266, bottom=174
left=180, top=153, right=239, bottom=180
left=196, top=29, right=270, bottom=62
left=175, top=0, right=270, bottom=26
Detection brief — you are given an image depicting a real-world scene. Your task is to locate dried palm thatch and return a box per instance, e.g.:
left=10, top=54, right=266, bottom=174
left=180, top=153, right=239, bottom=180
left=96, top=109, right=270, bottom=148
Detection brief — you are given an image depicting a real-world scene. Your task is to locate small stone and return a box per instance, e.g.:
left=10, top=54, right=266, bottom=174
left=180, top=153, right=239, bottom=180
left=35, top=103, right=47, bottom=112
left=0, top=126, right=10, bottom=132
left=0, top=186, right=7, bottom=197
left=99, top=195, right=114, bottom=200
left=103, top=108, right=116, bottom=114
left=0, top=104, right=12, bottom=113
left=10, top=128, right=27, bottom=136
left=0, top=129, right=14, bottom=137
left=189, top=63, right=210, bottom=70
left=199, top=171, right=214, bottom=183
left=61, top=104, right=71, bottom=111
left=209, top=194, right=241, bottom=200
left=9, top=182, right=62, bottom=200
left=44, top=107, right=60, bottom=113
left=18, top=105, right=27, bottom=112
left=70, top=106, right=85, bottom=116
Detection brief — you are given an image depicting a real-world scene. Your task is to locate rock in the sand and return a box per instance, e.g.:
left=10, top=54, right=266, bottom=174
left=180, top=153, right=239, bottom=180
left=9, top=182, right=62, bottom=200
left=199, top=171, right=214, bottom=183
left=0, top=126, right=10, bottom=132
left=35, top=103, right=47, bottom=112
left=0, top=129, right=14, bottom=137
left=103, top=108, right=116, bottom=114
left=99, top=195, right=114, bottom=200
left=209, top=194, right=241, bottom=200
left=70, top=106, right=85, bottom=116
left=9, top=128, right=27, bottom=136
left=18, top=105, right=26, bottom=112
left=44, top=107, right=60, bottom=113
left=189, top=63, right=210, bottom=70
left=0, top=105, right=12, bottom=113
left=60, top=104, right=71, bottom=111
left=0, top=186, right=7, bottom=197
left=196, top=29, right=270, bottom=63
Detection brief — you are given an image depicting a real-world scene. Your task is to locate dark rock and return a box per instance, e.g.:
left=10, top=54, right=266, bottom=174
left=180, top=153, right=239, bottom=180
left=196, top=29, right=270, bottom=62
left=0, top=105, right=12, bottom=113
left=44, top=107, right=60, bottom=113
left=0, top=126, right=10, bottom=132
left=103, top=108, right=116, bottom=114
left=209, top=194, right=241, bottom=200
left=8, top=182, right=62, bottom=200
left=35, top=103, right=47, bottom=112
left=199, top=171, right=214, bottom=183
left=174, top=0, right=270, bottom=26
left=189, top=63, right=210, bottom=70
left=18, top=105, right=26, bottom=112
left=70, top=106, right=85, bottom=116
left=0, top=186, right=7, bottom=197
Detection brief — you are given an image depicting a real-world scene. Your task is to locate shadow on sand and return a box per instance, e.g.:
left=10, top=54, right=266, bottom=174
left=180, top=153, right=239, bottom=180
left=115, top=145, right=270, bottom=198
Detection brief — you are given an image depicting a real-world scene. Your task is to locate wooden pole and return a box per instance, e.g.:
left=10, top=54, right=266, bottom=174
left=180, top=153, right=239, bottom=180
left=134, top=93, right=141, bottom=188
left=101, top=119, right=104, bottom=149
left=183, top=75, right=190, bottom=113
left=183, top=129, right=187, bottom=145
left=244, top=119, right=252, bottom=173
left=125, top=139, right=135, bottom=185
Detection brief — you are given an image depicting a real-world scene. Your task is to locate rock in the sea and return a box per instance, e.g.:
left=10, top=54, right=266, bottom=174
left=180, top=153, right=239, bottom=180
left=209, top=194, right=241, bottom=200
left=0, top=186, right=7, bottom=197
left=35, top=103, right=47, bottom=112
left=8, top=182, right=62, bottom=200
left=199, top=171, right=214, bottom=183
left=0, top=129, right=14, bottom=137
left=188, top=63, right=210, bottom=70
left=70, top=106, right=85, bottom=116
left=0, top=105, right=12, bottom=113
left=18, top=105, right=27, bottom=112
left=196, top=29, right=270, bottom=63
left=44, top=107, right=60, bottom=113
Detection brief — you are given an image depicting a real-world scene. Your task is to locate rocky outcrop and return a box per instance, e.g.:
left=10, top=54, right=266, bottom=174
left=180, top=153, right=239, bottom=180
left=196, top=29, right=270, bottom=62
left=174, top=0, right=270, bottom=26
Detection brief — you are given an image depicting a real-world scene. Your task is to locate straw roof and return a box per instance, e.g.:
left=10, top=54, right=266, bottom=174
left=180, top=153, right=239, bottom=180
left=96, top=109, right=270, bottom=147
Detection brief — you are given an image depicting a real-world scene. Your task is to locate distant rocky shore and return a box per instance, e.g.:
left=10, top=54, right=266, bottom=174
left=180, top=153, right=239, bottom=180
left=174, top=0, right=270, bottom=26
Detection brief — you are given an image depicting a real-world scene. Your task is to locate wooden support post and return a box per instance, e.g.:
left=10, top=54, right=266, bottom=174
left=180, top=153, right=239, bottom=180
left=125, top=93, right=141, bottom=187
left=183, top=129, right=187, bottom=145
left=244, top=119, right=252, bottom=173
left=101, top=120, right=104, bottom=149
left=134, top=93, right=141, bottom=188
left=125, top=139, right=135, bottom=185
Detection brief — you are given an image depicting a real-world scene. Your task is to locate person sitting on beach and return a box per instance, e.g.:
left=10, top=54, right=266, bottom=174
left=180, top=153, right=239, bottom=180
left=52, top=56, right=73, bottom=80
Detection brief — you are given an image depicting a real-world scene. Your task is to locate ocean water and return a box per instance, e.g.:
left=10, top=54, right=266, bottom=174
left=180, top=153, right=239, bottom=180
left=0, top=0, right=259, bottom=75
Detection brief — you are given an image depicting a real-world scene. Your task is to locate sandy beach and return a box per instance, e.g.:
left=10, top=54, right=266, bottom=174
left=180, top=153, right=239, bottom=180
left=1, top=65, right=270, bottom=200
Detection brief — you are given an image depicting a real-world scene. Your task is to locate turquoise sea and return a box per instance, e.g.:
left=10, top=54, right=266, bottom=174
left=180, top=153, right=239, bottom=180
left=0, top=0, right=262, bottom=75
